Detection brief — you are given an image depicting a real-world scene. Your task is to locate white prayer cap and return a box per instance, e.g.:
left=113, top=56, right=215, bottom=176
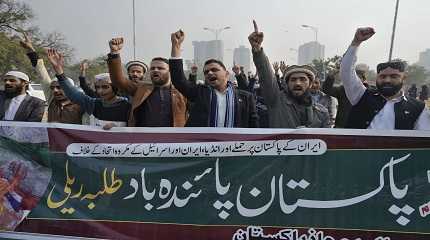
left=94, top=73, right=111, bottom=83
left=355, top=63, right=370, bottom=72
left=4, top=71, right=30, bottom=82
left=52, top=77, right=75, bottom=86
left=125, top=60, right=148, bottom=73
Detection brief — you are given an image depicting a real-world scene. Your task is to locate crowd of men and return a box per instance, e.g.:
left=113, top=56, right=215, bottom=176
left=1, top=21, right=430, bottom=130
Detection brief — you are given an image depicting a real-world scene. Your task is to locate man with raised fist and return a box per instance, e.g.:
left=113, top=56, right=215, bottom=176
left=340, top=27, right=430, bottom=130
left=249, top=20, right=329, bottom=128
left=169, top=30, right=258, bottom=127
left=107, top=37, right=187, bottom=127
left=19, top=33, right=82, bottom=124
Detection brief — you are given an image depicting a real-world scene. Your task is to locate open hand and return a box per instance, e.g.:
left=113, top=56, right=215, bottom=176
left=46, top=48, right=65, bottom=74
left=19, top=32, right=35, bottom=52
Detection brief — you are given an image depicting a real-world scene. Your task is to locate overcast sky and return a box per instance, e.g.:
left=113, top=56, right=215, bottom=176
left=25, top=0, right=430, bottom=71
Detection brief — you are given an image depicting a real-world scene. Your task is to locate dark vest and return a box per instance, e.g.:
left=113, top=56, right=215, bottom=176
left=346, top=89, right=425, bottom=129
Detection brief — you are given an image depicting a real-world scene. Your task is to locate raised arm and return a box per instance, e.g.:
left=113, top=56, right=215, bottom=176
left=79, top=60, right=97, bottom=98
left=19, top=33, right=52, bottom=100
left=233, top=64, right=249, bottom=91
left=249, top=20, right=280, bottom=107
left=46, top=48, right=96, bottom=114
left=340, top=27, right=375, bottom=105
left=169, top=29, right=198, bottom=100
left=322, top=71, right=343, bottom=98
left=107, top=38, right=137, bottom=96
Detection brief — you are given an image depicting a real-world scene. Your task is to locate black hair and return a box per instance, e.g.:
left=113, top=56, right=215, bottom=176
left=151, top=57, right=169, bottom=64
left=377, top=60, right=407, bottom=74
left=204, top=59, right=226, bottom=70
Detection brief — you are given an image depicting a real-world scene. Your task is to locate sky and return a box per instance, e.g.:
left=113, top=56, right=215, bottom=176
left=25, top=0, right=430, bottom=71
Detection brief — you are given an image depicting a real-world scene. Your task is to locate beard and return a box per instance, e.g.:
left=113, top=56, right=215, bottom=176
left=4, top=85, right=24, bottom=98
left=377, top=81, right=403, bottom=97
left=129, top=75, right=144, bottom=82
left=288, top=87, right=312, bottom=106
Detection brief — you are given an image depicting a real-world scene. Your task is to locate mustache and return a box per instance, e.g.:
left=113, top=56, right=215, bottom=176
left=292, top=86, right=304, bottom=90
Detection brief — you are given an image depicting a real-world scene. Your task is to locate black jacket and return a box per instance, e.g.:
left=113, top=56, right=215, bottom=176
left=346, top=89, right=425, bottom=129
left=169, top=59, right=259, bottom=127
left=0, top=92, right=45, bottom=122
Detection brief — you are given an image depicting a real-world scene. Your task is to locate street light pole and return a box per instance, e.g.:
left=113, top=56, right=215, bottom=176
left=203, top=26, right=231, bottom=40
left=132, top=0, right=136, bottom=60
left=302, top=24, right=318, bottom=42
left=389, top=0, right=400, bottom=61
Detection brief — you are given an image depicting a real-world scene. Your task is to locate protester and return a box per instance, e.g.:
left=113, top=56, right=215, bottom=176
left=188, top=64, right=198, bottom=84
left=249, top=20, right=329, bottom=128
left=169, top=29, right=258, bottom=127
left=340, top=27, right=430, bottom=130
left=46, top=49, right=131, bottom=128
left=78, top=60, right=97, bottom=98
left=322, top=62, right=373, bottom=128
left=407, top=84, right=417, bottom=99
left=19, top=34, right=83, bottom=124
left=419, top=85, right=429, bottom=102
left=0, top=71, right=44, bottom=122
left=232, top=64, right=249, bottom=91
left=126, top=60, right=148, bottom=84
left=107, top=37, right=187, bottom=127
left=310, top=77, right=338, bottom=127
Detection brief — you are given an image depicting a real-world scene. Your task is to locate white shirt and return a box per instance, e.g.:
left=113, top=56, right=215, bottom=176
left=4, top=94, right=26, bottom=120
left=89, top=115, right=127, bottom=128
left=340, top=46, right=430, bottom=130
left=215, top=90, right=227, bottom=127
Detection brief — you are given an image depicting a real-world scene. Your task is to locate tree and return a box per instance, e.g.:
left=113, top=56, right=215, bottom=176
left=0, top=32, right=37, bottom=80
left=0, top=0, right=74, bottom=78
left=0, top=0, right=33, bottom=33
left=64, top=55, right=109, bottom=85
left=311, top=55, right=341, bottom=80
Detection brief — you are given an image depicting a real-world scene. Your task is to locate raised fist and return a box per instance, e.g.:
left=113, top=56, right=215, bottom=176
left=280, top=61, right=288, bottom=74
left=80, top=60, right=89, bottom=71
left=109, top=37, right=124, bottom=54
left=19, top=32, right=35, bottom=52
left=272, top=62, right=279, bottom=73
left=352, top=27, right=375, bottom=46
left=171, top=30, right=185, bottom=58
left=80, top=60, right=89, bottom=75
left=232, top=64, right=240, bottom=75
left=248, top=20, right=264, bottom=52
left=46, top=48, right=65, bottom=74
left=171, top=30, right=185, bottom=47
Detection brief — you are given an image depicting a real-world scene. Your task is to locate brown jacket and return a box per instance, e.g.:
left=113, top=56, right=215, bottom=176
left=48, top=100, right=82, bottom=124
left=107, top=54, right=187, bottom=127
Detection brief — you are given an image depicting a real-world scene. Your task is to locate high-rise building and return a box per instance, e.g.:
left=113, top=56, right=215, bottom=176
left=298, top=41, right=325, bottom=65
left=192, top=40, right=224, bottom=67
left=233, top=45, right=251, bottom=73
left=418, top=49, right=430, bottom=71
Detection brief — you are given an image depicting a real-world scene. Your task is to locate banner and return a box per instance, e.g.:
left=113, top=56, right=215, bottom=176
left=0, top=122, right=429, bottom=240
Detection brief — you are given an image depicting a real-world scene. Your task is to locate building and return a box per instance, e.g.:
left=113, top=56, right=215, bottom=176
left=233, top=45, right=251, bottom=73
left=298, top=41, right=325, bottom=65
left=192, top=40, right=224, bottom=67
left=418, top=49, right=430, bottom=71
